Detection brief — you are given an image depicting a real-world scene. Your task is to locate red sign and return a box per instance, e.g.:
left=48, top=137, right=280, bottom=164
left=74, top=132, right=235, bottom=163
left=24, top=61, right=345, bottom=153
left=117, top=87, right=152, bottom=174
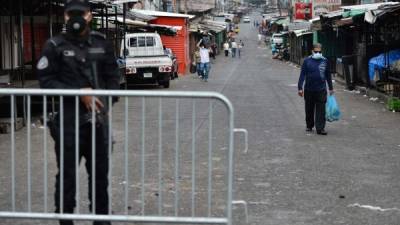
left=295, top=2, right=313, bottom=20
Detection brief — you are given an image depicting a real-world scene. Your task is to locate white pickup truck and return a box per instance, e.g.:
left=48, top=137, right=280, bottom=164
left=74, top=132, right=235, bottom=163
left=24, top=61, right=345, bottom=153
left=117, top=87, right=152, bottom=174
left=121, top=33, right=173, bottom=88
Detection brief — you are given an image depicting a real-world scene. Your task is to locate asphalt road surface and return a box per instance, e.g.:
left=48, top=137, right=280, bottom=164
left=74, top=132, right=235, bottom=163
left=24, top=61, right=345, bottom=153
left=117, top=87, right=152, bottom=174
left=1, top=11, right=400, bottom=225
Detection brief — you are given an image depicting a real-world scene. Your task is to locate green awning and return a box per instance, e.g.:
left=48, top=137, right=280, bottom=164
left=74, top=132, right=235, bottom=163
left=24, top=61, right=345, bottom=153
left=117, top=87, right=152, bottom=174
left=342, top=9, right=366, bottom=18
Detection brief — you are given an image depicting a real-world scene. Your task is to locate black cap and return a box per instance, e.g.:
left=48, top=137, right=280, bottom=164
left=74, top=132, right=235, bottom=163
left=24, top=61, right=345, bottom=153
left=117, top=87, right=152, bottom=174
left=65, top=0, right=90, bottom=12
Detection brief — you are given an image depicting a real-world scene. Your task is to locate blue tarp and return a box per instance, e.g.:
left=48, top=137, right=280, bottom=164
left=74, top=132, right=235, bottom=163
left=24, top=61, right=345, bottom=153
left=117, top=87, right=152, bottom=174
left=368, top=49, right=400, bottom=81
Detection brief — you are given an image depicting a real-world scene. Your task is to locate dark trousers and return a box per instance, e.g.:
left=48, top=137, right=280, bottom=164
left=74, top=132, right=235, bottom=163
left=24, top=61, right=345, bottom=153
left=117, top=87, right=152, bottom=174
left=224, top=50, right=229, bottom=57
left=50, top=121, right=110, bottom=217
left=304, top=90, right=327, bottom=131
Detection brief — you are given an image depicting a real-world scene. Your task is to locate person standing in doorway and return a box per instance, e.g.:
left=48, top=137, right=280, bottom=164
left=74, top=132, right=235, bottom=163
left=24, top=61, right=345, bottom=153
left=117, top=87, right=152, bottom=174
left=37, top=0, right=119, bottom=224
left=231, top=39, right=238, bottom=58
left=298, top=43, right=334, bottom=135
left=197, top=40, right=211, bottom=82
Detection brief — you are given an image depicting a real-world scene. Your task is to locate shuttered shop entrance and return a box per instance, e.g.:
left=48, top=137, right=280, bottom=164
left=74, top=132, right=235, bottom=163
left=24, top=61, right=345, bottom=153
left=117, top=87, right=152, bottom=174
left=150, top=17, right=189, bottom=75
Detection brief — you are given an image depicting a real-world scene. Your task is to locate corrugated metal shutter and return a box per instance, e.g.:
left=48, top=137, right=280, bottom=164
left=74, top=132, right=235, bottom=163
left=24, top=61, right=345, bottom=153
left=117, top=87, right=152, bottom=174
left=150, top=17, right=189, bottom=75
left=160, top=34, right=186, bottom=74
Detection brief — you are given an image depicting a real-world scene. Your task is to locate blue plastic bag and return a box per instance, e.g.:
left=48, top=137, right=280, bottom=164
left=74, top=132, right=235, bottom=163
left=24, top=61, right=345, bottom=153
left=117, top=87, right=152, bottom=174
left=326, top=95, right=341, bottom=122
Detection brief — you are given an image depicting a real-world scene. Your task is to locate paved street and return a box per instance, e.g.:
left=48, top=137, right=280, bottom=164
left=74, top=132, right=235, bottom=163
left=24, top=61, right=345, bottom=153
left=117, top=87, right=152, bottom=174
left=1, top=12, right=400, bottom=225
left=168, top=12, right=400, bottom=224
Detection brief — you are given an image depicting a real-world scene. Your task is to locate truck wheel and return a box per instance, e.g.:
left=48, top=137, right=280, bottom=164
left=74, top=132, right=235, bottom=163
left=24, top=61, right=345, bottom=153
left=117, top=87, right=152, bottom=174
left=162, top=80, right=170, bottom=88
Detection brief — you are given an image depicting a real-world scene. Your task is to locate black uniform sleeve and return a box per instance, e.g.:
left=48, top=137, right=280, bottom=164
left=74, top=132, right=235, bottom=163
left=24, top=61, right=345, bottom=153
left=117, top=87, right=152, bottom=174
left=102, top=40, right=120, bottom=90
left=37, top=41, right=73, bottom=89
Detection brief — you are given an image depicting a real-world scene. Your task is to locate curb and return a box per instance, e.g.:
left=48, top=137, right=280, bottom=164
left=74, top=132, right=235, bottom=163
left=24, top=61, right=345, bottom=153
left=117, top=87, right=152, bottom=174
left=334, top=75, right=389, bottom=103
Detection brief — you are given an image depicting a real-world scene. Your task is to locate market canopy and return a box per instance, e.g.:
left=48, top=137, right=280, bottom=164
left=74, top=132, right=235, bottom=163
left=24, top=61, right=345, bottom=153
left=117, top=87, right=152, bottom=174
left=90, top=1, right=156, bottom=22
left=292, top=29, right=313, bottom=37
left=274, top=18, right=290, bottom=26
left=341, top=2, right=399, bottom=11
left=287, top=20, right=311, bottom=31
left=189, top=23, right=225, bottom=35
left=320, top=10, right=344, bottom=19
left=364, top=3, right=400, bottom=24
left=132, top=9, right=195, bottom=19
left=342, top=9, right=366, bottom=18
left=340, top=2, right=400, bottom=22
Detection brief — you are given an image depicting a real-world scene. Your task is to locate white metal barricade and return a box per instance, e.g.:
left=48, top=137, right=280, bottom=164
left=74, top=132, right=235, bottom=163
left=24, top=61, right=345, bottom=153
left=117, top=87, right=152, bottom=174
left=0, top=89, right=248, bottom=225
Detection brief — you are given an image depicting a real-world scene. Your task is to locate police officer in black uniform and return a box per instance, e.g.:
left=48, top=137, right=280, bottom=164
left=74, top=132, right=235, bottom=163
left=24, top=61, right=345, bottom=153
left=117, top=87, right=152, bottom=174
left=37, top=0, right=119, bottom=224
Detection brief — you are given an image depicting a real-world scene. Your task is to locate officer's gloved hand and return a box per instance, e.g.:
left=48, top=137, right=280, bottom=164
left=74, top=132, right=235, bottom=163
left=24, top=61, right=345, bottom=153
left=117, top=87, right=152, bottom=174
left=80, top=87, right=104, bottom=113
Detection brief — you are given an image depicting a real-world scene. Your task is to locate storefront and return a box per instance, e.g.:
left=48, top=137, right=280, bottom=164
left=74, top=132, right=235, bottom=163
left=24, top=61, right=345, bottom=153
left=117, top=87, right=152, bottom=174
left=311, top=2, right=400, bottom=90
left=135, top=10, right=194, bottom=75
left=0, top=0, right=140, bottom=88
left=289, top=29, right=313, bottom=65
left=364, top=3, right=400, bottom=94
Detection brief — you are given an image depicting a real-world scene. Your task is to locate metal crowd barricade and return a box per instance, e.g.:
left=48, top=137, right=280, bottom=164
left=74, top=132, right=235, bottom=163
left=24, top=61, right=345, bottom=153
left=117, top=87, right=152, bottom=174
left=0, top=88, right=248, bottom=225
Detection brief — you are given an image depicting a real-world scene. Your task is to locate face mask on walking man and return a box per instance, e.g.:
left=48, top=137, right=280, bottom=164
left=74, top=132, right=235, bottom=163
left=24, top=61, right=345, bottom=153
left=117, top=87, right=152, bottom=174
left=297, top=43, right=335, bottom=135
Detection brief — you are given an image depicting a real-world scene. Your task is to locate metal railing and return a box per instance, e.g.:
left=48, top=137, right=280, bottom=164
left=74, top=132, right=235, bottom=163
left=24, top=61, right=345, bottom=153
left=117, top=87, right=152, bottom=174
left=0, top=89, right=248, bottom=224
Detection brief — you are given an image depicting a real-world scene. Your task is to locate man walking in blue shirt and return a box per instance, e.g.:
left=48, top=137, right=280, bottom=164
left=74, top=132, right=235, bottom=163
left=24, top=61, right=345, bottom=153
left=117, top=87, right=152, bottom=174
left=298, top=43, right=334, bottom=135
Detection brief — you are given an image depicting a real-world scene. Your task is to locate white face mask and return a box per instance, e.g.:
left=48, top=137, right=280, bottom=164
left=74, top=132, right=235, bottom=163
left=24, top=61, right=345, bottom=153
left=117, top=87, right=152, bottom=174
left=312, top=52, right=323, bottom=59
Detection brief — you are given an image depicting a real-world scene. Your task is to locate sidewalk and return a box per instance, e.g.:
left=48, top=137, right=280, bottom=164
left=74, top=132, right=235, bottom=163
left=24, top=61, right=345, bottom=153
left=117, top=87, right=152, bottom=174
left=334, top=74, right=390, bottom=103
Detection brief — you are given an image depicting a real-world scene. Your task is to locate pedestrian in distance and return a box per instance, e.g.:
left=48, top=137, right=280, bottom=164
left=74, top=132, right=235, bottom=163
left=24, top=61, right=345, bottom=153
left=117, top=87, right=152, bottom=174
left=192, top=47, right=202, bottom=78
left=197, top=40, right=211, bottom=82
left=298, top=43, right=334, bottom=135
left=231, top=39, right=238, bottom=58
left=238, top=40, right=244, bottom=58
left=37, top=0, right=119, bottom=224
left=223, top=41, right=230, bottom=57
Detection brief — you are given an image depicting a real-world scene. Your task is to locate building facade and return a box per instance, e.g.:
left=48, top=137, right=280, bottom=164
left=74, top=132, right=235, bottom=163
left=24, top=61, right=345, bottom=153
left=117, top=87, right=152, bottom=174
left=177, top=0, right=216, bottom=13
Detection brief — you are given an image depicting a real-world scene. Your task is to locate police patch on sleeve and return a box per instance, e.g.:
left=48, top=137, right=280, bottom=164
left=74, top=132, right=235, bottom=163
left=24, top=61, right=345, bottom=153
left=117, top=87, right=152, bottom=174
left=37, top=56, right=49, bottom=70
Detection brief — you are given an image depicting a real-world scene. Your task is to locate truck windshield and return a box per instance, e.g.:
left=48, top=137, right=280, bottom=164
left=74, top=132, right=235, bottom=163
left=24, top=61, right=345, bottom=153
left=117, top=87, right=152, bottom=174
left=129, top=37, right=155, bottom=47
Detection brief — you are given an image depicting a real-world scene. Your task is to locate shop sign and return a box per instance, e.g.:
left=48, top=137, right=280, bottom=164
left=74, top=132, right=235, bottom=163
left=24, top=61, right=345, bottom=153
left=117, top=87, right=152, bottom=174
left=295, top=2, right=313, bottom=20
